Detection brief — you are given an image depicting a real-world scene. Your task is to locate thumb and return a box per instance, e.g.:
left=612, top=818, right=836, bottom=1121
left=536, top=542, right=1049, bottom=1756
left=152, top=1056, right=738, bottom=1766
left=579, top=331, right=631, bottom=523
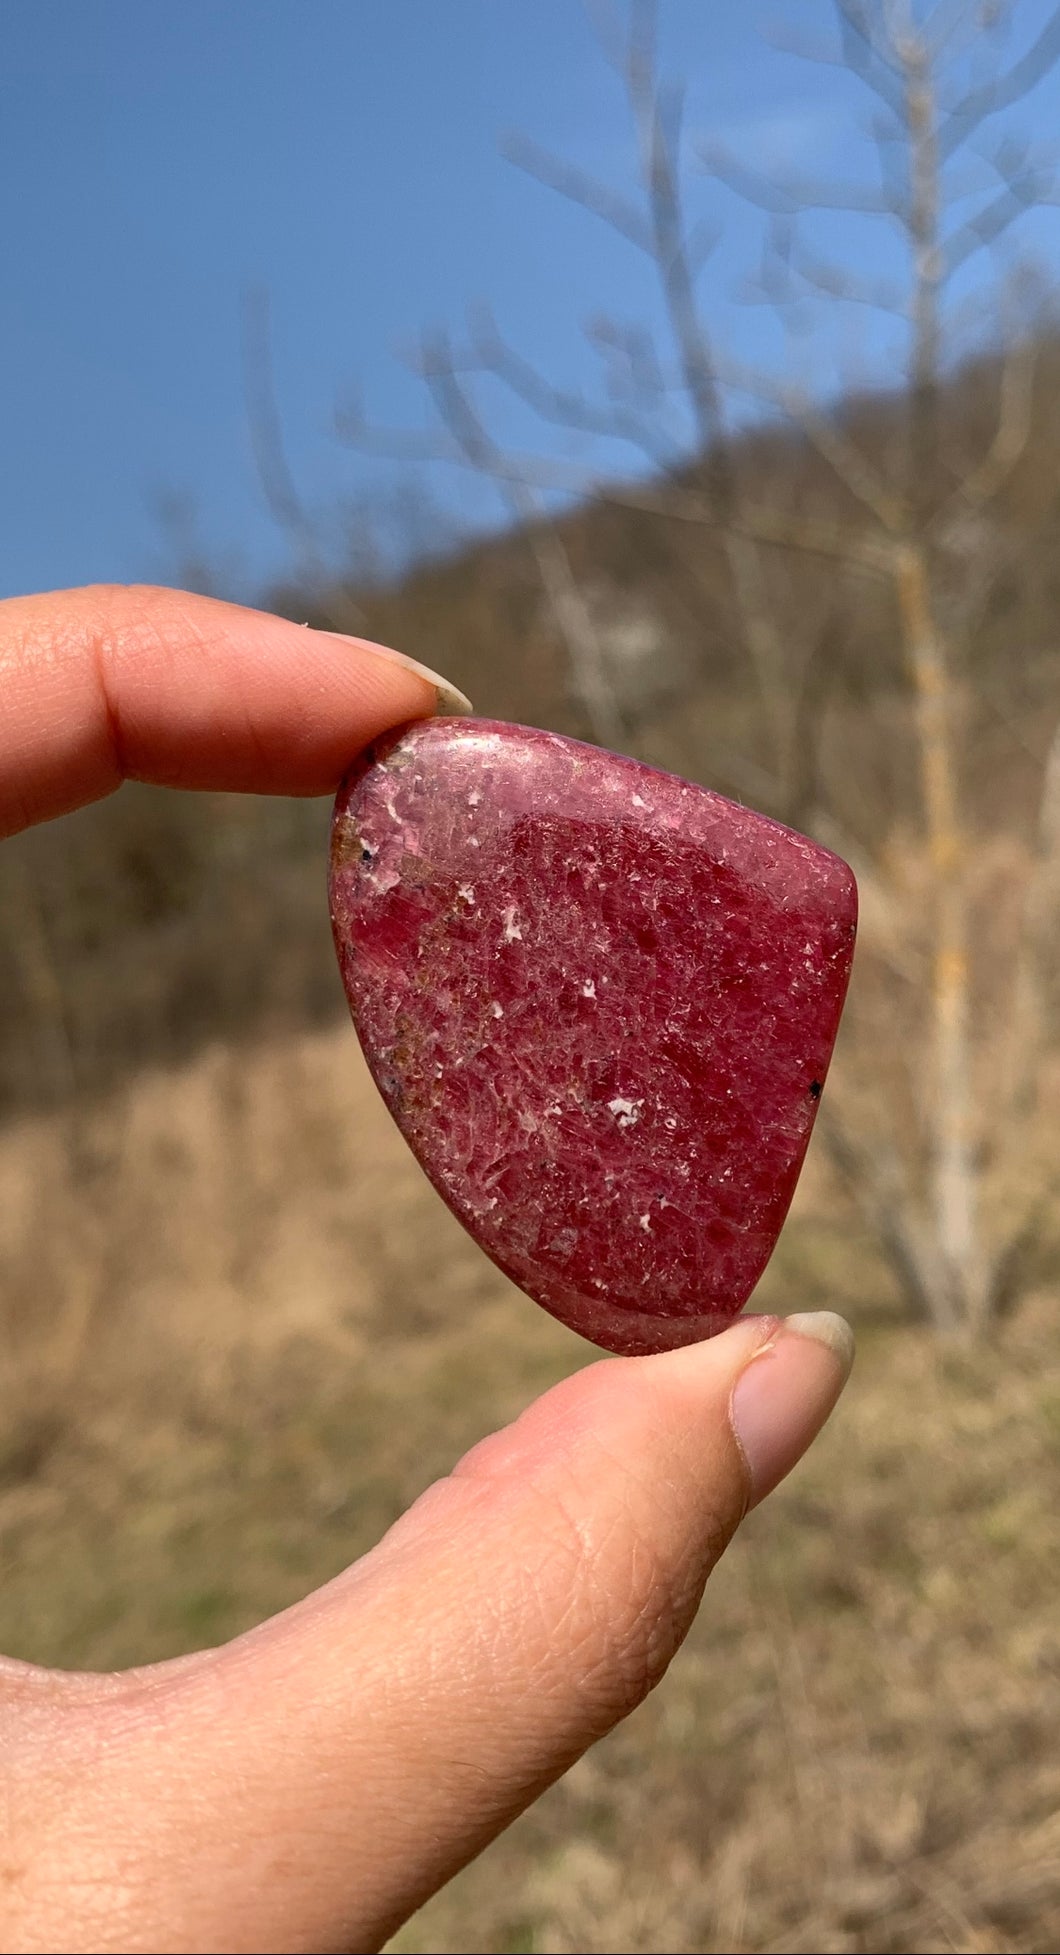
left=24, top=1311, right=852, bottom=1955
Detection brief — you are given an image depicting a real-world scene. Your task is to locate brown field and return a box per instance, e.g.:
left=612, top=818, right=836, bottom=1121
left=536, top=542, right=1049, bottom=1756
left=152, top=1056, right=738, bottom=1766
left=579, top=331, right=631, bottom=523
left=0, top=1016, right=1056, bottom=1955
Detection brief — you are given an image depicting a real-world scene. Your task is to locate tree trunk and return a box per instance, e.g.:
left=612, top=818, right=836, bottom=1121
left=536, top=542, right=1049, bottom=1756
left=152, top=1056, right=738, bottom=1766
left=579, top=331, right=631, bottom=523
left=893, top=541, right=979, bottom=1333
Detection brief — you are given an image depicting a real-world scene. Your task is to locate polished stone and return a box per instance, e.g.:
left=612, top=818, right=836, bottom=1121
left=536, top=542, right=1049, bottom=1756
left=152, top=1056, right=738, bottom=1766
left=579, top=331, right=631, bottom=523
left=329, top=719, right=857, bottom=1355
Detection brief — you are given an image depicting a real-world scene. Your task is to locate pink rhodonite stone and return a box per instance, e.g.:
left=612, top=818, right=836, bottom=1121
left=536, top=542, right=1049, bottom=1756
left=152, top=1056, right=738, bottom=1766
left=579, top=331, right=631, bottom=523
left=329, top=719, right=857, bottom=1356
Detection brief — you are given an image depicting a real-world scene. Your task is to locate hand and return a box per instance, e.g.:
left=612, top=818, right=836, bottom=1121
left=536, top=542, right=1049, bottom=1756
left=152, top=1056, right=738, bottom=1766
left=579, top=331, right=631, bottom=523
left=0, top=585, right=854, bottom=1954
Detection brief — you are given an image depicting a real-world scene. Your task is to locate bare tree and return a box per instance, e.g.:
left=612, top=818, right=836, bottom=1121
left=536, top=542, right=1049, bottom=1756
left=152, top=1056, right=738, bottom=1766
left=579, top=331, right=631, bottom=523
left=341, top=0, right=1060, bottom=1338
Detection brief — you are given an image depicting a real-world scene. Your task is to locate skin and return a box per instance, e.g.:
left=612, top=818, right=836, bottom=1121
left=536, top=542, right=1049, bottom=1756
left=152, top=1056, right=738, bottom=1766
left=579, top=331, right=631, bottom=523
left=0, top=586, right=853, bottom=1954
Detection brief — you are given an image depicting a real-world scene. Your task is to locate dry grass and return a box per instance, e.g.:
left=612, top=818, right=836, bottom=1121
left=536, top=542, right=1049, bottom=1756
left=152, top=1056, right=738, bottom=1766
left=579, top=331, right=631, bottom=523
left=0, top=1026, right=1056, bottom=1954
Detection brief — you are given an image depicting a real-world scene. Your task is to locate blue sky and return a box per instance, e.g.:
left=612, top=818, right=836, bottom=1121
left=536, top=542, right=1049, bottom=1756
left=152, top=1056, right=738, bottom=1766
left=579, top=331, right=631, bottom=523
left=2, top=0, right=1060, bottom=601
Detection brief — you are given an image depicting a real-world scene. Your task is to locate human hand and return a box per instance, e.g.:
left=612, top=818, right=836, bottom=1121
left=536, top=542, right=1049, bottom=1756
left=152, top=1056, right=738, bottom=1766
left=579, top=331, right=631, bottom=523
left=0, top=585, right=854, bottom=1954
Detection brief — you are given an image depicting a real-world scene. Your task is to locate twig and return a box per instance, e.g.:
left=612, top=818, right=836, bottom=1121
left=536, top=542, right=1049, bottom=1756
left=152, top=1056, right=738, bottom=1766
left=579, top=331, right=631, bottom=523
left=418, top=331, right=626, bottom=748
left=933, top=331, right=1037, bottom=520
left=938, top=5, right=1060, bottom=159
left=241, top=286, right=365, bottom=632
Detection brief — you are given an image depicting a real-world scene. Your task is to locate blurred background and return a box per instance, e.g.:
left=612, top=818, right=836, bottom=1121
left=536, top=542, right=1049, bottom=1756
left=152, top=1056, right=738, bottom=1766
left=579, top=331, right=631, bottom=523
left=2, top=3, right=1059, bottom=1949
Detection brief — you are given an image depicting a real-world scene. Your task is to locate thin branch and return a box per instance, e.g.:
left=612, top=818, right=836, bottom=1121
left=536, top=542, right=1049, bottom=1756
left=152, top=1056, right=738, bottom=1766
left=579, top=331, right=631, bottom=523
left=603, top=480, right=892, bottom=568
left=338, top=397, right=893, bottom=570
left=499, top=132, right=652, bottom=251
left=683, top=213, right=723, bottom=278
left=627, top=47, right=727, bottom=455
left=932, top=332, right=1037, bottom=521
left=938, top=5, right=1060, bottom=159
left=241, top=287, right=322, bottom=561
left=890, top=14, right=944, bottom=512
left=583, top=315, right=671, bottom=410
left=942, top=167, right=1054, bottom=272
left=241, top=286, right=365, bottom=631
left=818, top=1104, right=950, bottom=1329
left=582, top=0, right=628, bottom=73
left=418, top=331, right=626, bottom=749
left=834, top=0, right=911, bottom=117
left=782, top=240, right=908, bottom=316
left=926, top=0, right=1001, bottom=59
left=837, top=0, right=908, bottom=78
left=698, top=140, right=897, bottom=216
left=867, top=100, right=916, bottom=218
left=713, top=353, right=907, bottom=530
left=944, top=480, right=1060, bottom=629
left=467, top=307, right=676, bottom=461
left=620, top=7, right=803, bottom=769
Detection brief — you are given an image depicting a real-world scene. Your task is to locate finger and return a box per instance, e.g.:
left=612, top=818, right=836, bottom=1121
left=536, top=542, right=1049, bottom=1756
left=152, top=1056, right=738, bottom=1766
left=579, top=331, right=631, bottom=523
left=22, top=1312, right=852, bottom=1954
left=0, top=584, right=469, bottom=837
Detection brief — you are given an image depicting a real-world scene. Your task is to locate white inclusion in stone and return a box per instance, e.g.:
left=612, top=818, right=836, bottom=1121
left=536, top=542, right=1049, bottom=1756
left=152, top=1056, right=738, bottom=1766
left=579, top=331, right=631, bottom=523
left=502, top=905, right=523, bottom=942
left=581, top=978, right=597, bottom=999
left=457, top=884, right=476, bottom=905
left=638, top=1212, right=652, bottom=1231
left=607, top=1097, right=643, bottom=1128
left=491, top=1001, right=504, bottom=1017
left=468, top=789, right=482, bottom=806
left=632, top=793, right=647, bottom=808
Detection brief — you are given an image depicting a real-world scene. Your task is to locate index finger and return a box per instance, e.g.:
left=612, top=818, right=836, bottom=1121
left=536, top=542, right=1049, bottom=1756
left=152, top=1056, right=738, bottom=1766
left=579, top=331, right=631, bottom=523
left=0, top=584, right=469, bottom=837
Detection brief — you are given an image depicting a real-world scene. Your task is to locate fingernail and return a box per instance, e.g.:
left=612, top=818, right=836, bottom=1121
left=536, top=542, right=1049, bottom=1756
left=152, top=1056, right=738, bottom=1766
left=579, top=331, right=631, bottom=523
left=730, top=1311, right=854, bottom=1506
left=314, top=630, right=473, bottom=716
